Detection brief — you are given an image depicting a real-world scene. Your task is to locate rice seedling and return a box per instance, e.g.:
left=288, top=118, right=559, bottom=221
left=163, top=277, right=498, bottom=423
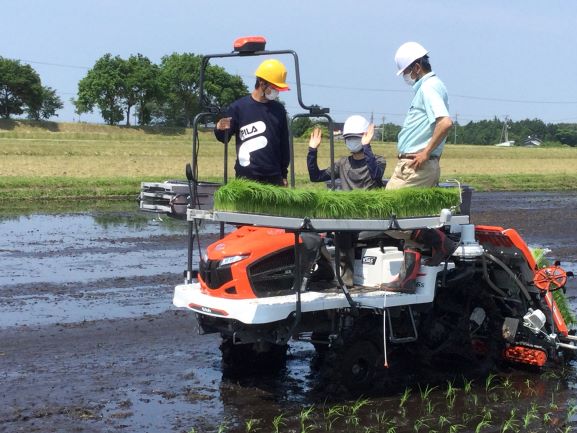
left=462, top=377, right=473, bottom=394
left=474, top=414, right=492, bottom=433
left=445, top=380, right=456, bottom=398
left=481, top=406, right=493, bottom=421
left=550, top=393, right=559, bottom=411
left=425, top=400, right=438, bottom=416
left=500, top=408, right=519, bottom=433
left=412, top=416, right=430, bottom=432
left=484, top=373, right=500, bottom=393
left=447, top=393, right=457, bottom=410
left=272, top=413, right=286, bottom=433
left=399, top=387, right=412, bottom=408
left=418, top=384, right=437, bottom=402
left=350, top=397, right=370, bottom=415
left=345, top=398, right=370, bottom=429
left=372, top=409, right=389, bottom=426
left=437, top=415, right=450, bottom=429
left=346, top=412, right=360, bottom=429
left=448, top=423, right=465, bottom=433
left=324, top=404, right=345, bottom=431
left=299, top=406, right=315, bottom=433
left=524, top=378, right=537, bottom=396
left=213, top=179, right=461, bottom=219
left=386, top=426, right=397, bottom=433
left=522, top=403, right=539, bottom=429
left=244, top=418, right=261, bottom=433
left=217, top=421, right=229, bottom=433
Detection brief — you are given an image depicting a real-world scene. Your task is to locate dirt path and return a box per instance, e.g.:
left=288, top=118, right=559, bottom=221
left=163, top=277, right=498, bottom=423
left=1, top=193, right=576, bottom=433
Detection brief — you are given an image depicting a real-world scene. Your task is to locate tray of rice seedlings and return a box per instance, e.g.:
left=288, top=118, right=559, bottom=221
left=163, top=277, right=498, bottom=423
left=213, top=179, right=462, bottom=220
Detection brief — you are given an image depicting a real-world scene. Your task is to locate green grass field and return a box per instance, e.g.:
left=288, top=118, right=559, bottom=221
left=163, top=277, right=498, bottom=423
left=1, top=119, right=577, bottom=206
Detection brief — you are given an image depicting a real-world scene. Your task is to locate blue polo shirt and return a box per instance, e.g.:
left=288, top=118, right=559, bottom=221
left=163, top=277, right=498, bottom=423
left=397, top=72, right=450, bottom=157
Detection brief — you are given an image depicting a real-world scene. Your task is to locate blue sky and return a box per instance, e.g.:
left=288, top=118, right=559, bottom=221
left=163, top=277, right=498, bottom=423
left=4, top=1, right=577, bottom=125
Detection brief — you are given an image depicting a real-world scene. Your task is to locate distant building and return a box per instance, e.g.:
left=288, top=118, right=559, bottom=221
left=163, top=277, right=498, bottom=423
left=332, top=123, right=344, bottom=140
left=523, top=135, right=542, bottom=147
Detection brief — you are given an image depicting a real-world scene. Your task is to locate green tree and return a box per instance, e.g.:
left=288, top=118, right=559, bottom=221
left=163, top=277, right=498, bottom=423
left=0, top=57, right=44, bottom=119
left=291, top=117, right=312, bottom=137
left=459, top=118, right=502, bottom=145
left=155, top=53, right=202, bottom=127
left=125, top=54, right=159, bottom=126
left=203, top=63, right=247, bottom=110
left=76, top=54, right=126, bottom=125
left=27, top=86, right=64, bottom=120
left=555, top=124, right=577, bottom=147
left=155, top=53, right=248, bottom=127
left=379, top=123, right=402, bottom=142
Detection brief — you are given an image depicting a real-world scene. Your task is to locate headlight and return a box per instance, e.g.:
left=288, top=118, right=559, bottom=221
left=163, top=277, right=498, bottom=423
left=219, top=255, right=248, bottom=266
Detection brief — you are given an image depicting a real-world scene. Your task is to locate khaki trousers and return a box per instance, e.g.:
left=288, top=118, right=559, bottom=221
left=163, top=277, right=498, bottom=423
left=385, top=158, right=440, bottom=190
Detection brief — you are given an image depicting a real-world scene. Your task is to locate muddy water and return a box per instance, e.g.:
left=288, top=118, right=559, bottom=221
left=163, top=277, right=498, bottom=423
left=0, top=193, right=576, bottom=433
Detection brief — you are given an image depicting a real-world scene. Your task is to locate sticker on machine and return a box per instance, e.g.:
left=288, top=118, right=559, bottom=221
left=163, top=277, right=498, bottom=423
left=362, top=256, right=377, bottom=265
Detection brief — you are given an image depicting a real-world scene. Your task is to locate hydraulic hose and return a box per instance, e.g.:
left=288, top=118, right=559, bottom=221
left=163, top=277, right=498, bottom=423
left=483, top=252, right=532, bottom=302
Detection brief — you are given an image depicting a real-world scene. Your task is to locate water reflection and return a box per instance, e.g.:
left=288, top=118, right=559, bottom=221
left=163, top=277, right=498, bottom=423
left=0, top=211, right=219, bottom=286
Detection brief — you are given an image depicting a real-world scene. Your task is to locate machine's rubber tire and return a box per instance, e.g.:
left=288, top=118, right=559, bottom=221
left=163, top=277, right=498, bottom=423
left=338, top=340, right=380, bottom=393
left=220, top=337, right=288, bottom=377
left=319, top=338, right=383, bottom=396
left=312, top=314, right=387, bottom=396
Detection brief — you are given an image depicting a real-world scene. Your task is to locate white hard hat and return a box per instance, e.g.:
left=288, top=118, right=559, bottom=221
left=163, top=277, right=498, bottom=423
left=342, top=115, right=369, bottom=137
left=394, top=42, right=429, bottom=76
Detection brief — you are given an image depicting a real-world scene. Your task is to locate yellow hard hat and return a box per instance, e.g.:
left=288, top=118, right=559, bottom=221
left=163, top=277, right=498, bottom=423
left=255, top=59, right=289, bottom=91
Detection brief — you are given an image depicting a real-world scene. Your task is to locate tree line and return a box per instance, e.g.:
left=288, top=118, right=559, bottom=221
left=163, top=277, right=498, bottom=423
left=292, top=117, right=577, bottom=147
left=2, top=54, right=577, bottom=145
left=74, top=53, right=248, bottom=126
left=1, top=53, right=249, bottom=127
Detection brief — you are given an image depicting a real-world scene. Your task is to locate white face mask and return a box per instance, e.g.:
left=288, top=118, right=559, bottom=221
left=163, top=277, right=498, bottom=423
left=265, top=87, right=279, bottom=101
left=403, top=72, right=416, bottom=86
left=345, top=136, right=363, bottom=153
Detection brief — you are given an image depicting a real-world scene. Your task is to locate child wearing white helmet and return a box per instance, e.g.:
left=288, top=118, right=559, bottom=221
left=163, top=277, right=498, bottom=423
left=307, top=115, right=386, bottom=190
left=307, top=115, right=386, bottom=286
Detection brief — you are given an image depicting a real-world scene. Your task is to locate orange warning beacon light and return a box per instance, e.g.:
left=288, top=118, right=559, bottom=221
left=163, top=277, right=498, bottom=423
left=234, top=36, right=267, bottom=53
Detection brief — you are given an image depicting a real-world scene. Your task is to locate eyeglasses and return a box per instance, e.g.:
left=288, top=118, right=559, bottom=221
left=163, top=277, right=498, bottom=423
left=404, top=60, right=421, bottom=75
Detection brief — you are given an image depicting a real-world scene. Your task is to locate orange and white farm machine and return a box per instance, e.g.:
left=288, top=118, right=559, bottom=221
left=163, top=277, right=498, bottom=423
left=140, top=37, right=577, bottom=393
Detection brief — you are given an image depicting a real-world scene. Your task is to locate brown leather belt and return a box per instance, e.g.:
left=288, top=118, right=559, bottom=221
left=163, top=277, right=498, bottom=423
left=398, top=153, right=440, bottom=160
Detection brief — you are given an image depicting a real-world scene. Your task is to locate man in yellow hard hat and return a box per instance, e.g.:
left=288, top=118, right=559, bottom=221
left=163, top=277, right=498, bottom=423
left=215, top=58, right=290, bottom=186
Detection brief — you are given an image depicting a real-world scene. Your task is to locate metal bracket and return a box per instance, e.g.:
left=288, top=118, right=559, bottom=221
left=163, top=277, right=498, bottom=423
left=387, top=306, right=418, bottom=343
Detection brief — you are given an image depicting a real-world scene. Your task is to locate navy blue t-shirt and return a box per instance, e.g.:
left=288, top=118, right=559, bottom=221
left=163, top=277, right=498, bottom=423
left=214, top=95, right=290, bottom=180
